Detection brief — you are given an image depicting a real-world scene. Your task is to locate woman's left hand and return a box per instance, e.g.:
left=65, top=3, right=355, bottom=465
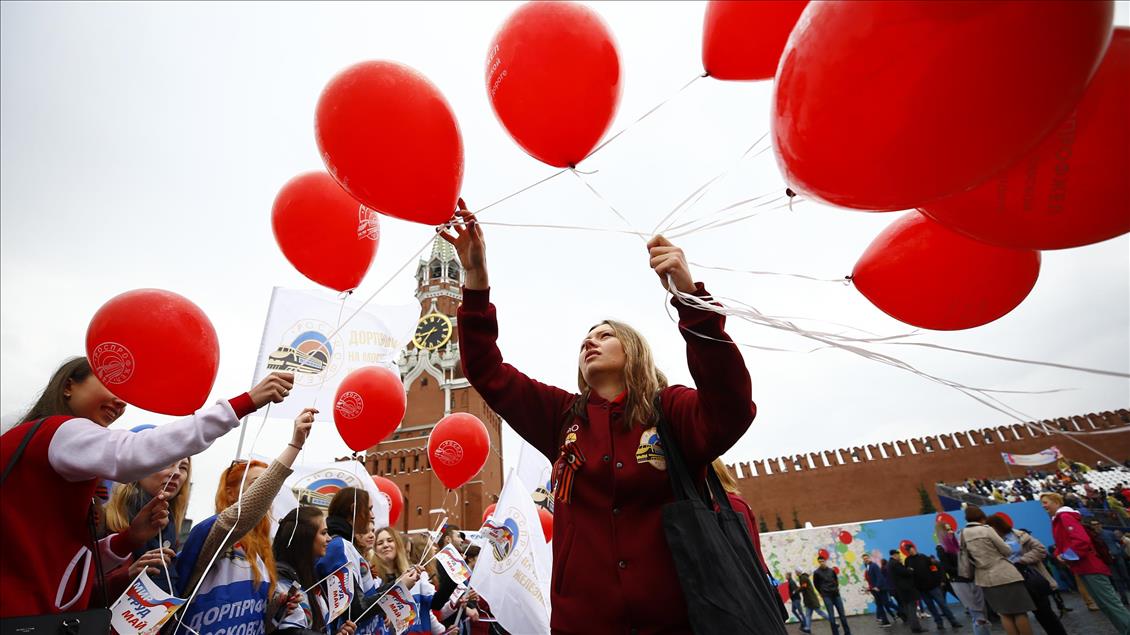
left=291, top=408, right=317, bottom=448
left=647, top=235, right=695, bottom=294
left=127, top=493, right=170, bottom=546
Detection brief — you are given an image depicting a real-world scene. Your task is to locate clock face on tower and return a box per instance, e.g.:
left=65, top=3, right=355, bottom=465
left=413, top=313, right=453, bottom=350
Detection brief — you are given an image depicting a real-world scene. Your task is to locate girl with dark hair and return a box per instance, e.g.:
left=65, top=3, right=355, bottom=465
left=174, top=407, right=316, bottom=635
left=317, top=488, right=386, bottom=635
left=0, top=356, right=293, bottom=617
left=441, top=210, right=757, bottom=633
left=273, top=505, right=357, bottom=635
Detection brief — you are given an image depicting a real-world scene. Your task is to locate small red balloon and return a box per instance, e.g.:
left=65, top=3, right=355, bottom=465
left=702, top=0, right=808, bottom=81
left=922, top=28, right=1130, bottom=250
left=817, top=548, right=830, bottom=560
left=899, top=540, right=916, bottom=556
left=538, top=507, right=553, bottom=543
left=838, top=531, right=852, bottom=545
left=428, top=413, right=491, bottom=490
left=272, top=172, right=379, bottom=292
left=372, top=475, right=404, bottom=526
left=333, top=367, right=406, bottom=451
left=992, top=512, right=1015, bottom=529
left=852, top=212, right=1041, bottom=330
left=833, top=566, right=840, bottom=575
left=86, top=289, right=219, bottom=416
left=936, top=513, right=958, bottom=531
left=317, top=61, right=463, bottom=225
left=487, top=1, right=621, bottom=167
left=773, top=1, right=1114, bottom=211
left=482, top=503, right=497, bottom=525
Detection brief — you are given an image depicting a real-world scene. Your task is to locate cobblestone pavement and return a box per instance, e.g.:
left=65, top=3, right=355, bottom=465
left=784, top=590, right=1120, bottom=635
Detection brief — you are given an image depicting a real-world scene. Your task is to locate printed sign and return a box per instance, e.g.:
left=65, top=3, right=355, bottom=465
left=376, top=583, right=418, bottom=635
left=326, top=564, right=353, bottom=621
left=435, top=544, right=472, bottom=585
left=111, top=572, right=186, bottom=635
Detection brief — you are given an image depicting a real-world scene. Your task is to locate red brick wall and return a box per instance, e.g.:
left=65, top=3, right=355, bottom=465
left=731, top=410, right=1130, bottom=529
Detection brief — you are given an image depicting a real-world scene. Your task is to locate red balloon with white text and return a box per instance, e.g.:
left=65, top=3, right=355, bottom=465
left=428, top=413, right=491, bottom=489
left=333, top=366, right=407, bottom=451
left=85, top=289, right=219, bottom=416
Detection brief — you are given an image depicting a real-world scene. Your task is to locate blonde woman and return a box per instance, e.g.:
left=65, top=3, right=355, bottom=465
left=104, top=456, right=192, bottom=592
left=371, top=527, right=432, bottom=635
left=443, top=209, right=756, bottom=634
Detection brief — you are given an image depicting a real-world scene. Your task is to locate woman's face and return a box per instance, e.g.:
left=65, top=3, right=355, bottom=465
left=375, top=529, right=398, bottom=564
left=312, top=515, right=331, bottom=559
left=224, top=465, right=266, bottom=502
left=578, top=324, right=626, bottom=382
left=356, top=523, right=376, bottom=550
left=67, top=375, right=126, bottom=426
left=139, top=459, right=190, bottom=498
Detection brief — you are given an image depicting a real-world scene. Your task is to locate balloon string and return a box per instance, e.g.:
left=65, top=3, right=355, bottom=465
left=666, top=195, right=799, bottom=240
left=661, top=189, right=777, bottom=234
left=880, top=341, right=1130, bottom=379
left=688, top=261, right=846, bottom=284
left=583, top=72, right=706, bottom=163
left=174, top=403, right=270, bottom=635
left=475, top=220, right=650, bottom=237
left=569, top=169, right=647, bottom=243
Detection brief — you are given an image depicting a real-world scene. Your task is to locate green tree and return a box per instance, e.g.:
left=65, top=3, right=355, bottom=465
left=759, top=516, right=769, bottom=533
left=918, top=484, right=937, bottom=514
left=775, top=513, right=785, bottom=532
left=792, top=508, right=802, bottom=529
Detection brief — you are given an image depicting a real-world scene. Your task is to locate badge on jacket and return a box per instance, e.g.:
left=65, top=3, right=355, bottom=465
left=636, top=427, right=666, bottom=470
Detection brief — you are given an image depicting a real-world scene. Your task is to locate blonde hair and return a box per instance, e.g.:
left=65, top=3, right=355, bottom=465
left=105, top=459, right=193, bottom=539
left=712, top=459, right=741, bottom=495
left=1040, top=492, right=1065, bottom=507
left=372, top=527, right=411, bottom=582
left=408, top=533, right=439, bottom=587
left=216, top=460, right=276, bottom=591
left=574, top=320, right=668, bottom=431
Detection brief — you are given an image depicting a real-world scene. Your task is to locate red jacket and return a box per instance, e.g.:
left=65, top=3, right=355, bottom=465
left=458, top=285, right=756, bottom=634
left=1051, top=506, right=1111, bottom=576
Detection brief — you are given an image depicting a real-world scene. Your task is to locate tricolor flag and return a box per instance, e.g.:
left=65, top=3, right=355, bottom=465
left=470, top=471, right=551, bottom=635
left=326, top=563, right=354, bottom=621
left=434, top=544, right=472, bottom=586
left=111, top=572, right=187, bottom=635
left=376, top=582, right=418, bottom=635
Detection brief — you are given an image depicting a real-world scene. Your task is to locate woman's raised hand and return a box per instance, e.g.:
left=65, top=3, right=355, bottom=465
left=291, top=407, right=317, bottom=448
left=249, top=372, right=295, bottom=408
left=437, top=199, right=488, bottom=290
left=127, top=493, right=170, bottom=546
left=128, top=547, right=176, bottom=578
left=647, top=235, right=695, bottom=294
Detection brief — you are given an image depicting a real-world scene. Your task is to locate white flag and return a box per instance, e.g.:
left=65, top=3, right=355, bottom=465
left=269, top=459, right=390, bottom=533
left=325, top=564, right=353, bottom=621
left=435, top=544, right=472, bottom=586
left=110, top=572, right=187, bottom=635
left=470, top=471, right=551, bottom=635
left=516, top=439, right=555, bottom=513
left=376, top=582, right=418, bottom=635
left=252, top=287, right=419, bottom=421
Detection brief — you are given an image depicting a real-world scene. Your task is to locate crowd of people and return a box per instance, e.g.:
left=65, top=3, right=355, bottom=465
left=948, top=459, right=1130, bottom=520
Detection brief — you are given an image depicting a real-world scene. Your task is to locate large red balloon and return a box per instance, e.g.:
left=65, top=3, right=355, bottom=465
left=702, top=0, right=808, bottom=81
left=428, top=413, right=490, bottom=489
left=333, top=366, right=406, bottom=451
left=773, top=1, right=1114, bottom=211
left=316, top=61, right=463, bottom=225
left=371, top=475, right=404, bottom=526
left=85, top=289, right=219, bottom=416
left=852, top=213, right=1041, bottom=330
left=538, top=507, right=553, bottom=543
left=487, top=1, right=621, bottom=167
left=922, top=28, right=1130, bottom=250
left=272, top=172, right=379, bottom=292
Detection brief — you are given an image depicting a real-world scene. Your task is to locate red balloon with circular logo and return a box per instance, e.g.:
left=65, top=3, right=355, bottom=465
left=428, top=413, right=490, bottom=489
left=371, top=475, right=404, bottom=526
left=702, top=0, right=808, bottom=80
left=852, top=212, right=1041, bottom=330
left=333, top=366, right=406, bottom=452
left=482, top=503, right=497, bottom=525
left=538, top=507, right=554, bottom=543
left=272, top=172, right=379, bottom=292
left=773, top=1, right=1113, bottom=211
left=487, top=1, right=621, bottom=167
left=922, top=28, right=1130, bottom=250
left=85, top=289, right=219, bottom=416
left=316, top=60, right=463, bottom=225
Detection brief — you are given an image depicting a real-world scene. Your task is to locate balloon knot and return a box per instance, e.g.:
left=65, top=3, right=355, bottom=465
left=785, top=187, right=796, bottom=198
left=843, top=275, right=854, bottom=287
left=701, top=71, right=710, bottom=78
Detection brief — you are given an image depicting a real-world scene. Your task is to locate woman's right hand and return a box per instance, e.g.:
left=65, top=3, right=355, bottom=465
left=336, top=620, right=356, bottom=635
left=402, top=564, right=423, bottom=589
left=249, top=372, right=295, bottom=408
left=128, top=547, right=176, bottom=578
left=438, top=201, right=488, bottom=290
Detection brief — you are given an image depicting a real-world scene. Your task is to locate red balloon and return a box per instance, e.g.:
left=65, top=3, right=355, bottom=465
left=773, top=1, right=1114, bottom=211
left=487, top=1, right=621, bottom=167
left=85, top=289, right=219, bottom=416
left=428, top=413, right=490, bottom=489
left=899, top=540, right=916, bottom=556
left=702, top=0, right=808, bottom=81
left=852, top=213, right=1041, bottom=330
left=316, top=61, right=463, bottom=225
left=272, top=172, right=379, bottom=292
left=817, top=548, right=830, bottom=560
left=936, top=513, right=958, bottom=531
left=838, top=530, right=852, bottom=545
left=333, top=366, right=406, bottom=451
left=371, top=475, right=404, bottom=526
left=538, top=507, right=553, bottom=543
left=482, top=503, right=497, bottom=525
left=922, top=28, right=1130, bottom=250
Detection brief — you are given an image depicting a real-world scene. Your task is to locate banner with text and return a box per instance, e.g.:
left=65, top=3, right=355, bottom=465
left=111, top=572, right=186, bottom=635
left=1001, top=446, right=1062, bottom=466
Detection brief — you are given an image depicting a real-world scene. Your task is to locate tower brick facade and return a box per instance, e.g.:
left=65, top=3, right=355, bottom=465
left=365, top=238, right=503, bottom=534
left=730, top=409, right=1130, bottom=529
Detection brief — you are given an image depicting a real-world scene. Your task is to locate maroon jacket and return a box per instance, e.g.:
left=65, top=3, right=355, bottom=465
left=458, top=285, right=756, bottom=634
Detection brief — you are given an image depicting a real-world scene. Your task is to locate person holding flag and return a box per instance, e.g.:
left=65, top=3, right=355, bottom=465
left=443, top=204, right=756, bottom=634
left=317, top=488, right=385, bottom=635
left=273, top=505, right=357, bottom=635
left=369, top=527, right=434, bottom=635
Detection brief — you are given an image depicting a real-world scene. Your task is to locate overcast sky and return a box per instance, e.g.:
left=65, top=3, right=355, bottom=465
left=3, top=1, right=1128, bottom=524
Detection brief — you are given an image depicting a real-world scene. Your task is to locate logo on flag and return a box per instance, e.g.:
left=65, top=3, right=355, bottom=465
left=292, top=468, right=359, bottom=509
left=377, top=583, right=418, bottom=635
left=267, top=322, right=344, bottom=385
left=111, top=573, right=187, bottom=635
left=326, top=564, right=353, bottom=621
left=435, top=544, right=472, bottom=585
left=484, top=514, right=526, bottom=573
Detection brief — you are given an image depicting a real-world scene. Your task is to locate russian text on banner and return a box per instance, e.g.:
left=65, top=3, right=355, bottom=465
left=111, top=572, right=187, bottom=635
left=376, top=582, right=418, bottom=635
left=435, top=544, right=472, bottom=586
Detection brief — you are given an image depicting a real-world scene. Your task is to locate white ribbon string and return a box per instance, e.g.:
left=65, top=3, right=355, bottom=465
left=583, top=73, right=705, bottom=162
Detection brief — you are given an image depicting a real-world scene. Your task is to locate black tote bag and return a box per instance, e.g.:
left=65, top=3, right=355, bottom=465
left=654, top=398, right=788, bottom=635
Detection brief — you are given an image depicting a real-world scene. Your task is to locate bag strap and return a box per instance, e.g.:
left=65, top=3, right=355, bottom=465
left=1, top=417, right=48, bottom=486
left=651, top=395, right=738, bottom=512
left=88, top=498, right=109, bottom=608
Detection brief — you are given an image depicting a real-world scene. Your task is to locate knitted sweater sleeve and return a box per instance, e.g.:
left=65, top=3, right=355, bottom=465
left=185, top=460, right=293, bottom=591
